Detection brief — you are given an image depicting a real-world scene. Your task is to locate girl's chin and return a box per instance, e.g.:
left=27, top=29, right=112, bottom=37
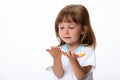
left=64, top=41, right=72, bottom=44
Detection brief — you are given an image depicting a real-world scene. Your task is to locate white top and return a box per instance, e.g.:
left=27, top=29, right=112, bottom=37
left=46, top=44, right=96, bottom=80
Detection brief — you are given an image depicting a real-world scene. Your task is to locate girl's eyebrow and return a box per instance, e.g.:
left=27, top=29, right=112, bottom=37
left=58, top=24, right=63, bottom=26
left=58, top=23, right=64, bottom=25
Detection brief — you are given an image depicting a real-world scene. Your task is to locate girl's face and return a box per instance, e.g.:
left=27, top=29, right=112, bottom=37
left=58, top=22, right=83, bottom=45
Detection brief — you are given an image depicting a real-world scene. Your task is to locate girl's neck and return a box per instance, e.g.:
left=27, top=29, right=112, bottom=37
left=66, top=43, right=80, bottom=52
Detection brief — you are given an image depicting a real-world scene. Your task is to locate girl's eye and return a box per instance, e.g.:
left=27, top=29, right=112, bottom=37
left=69, top=26, right=75, bottom=29
left=59, top=26, right=64, bottom=29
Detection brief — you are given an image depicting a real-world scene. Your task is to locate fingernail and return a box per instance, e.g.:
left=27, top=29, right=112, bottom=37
left=46, top=49, right=51, bottom=52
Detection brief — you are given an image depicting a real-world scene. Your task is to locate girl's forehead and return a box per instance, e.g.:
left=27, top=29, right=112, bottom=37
left=58, top=22, right=80, bottom=27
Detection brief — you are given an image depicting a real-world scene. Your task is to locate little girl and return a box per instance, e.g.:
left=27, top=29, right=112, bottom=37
left=46, top=4, right=96, bottom=80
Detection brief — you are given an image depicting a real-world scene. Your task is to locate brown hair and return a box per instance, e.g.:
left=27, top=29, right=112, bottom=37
left=55, top=4, right=96, bottom=48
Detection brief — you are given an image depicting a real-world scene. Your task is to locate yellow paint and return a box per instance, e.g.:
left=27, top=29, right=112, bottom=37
left=79, top=52, right=86, bottom=57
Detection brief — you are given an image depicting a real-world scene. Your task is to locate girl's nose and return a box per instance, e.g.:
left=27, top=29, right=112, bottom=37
left=64, top=28, right=69, bottom=34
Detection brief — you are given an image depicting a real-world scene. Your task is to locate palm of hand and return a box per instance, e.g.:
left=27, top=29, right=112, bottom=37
left=46, top=47, right=62, bottom=59
left=63, top=52, right=79, bottom=61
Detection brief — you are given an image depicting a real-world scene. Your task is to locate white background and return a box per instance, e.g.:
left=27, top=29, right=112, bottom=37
left=0, top=0, right=120, bottom=80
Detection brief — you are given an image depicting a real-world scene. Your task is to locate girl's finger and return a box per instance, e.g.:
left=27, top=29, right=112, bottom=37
left=46, top=49, right=51, bottom=52
left=62, top=51, right=67, bottom=56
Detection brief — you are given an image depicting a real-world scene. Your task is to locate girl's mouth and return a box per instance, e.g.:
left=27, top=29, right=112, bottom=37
left=64, top=37, right=71, bottom=39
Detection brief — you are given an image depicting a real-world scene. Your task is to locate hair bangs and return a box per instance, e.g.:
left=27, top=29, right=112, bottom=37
left=57, top=11, right=76, bottom=23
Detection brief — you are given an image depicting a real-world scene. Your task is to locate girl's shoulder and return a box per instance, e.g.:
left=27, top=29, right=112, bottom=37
left=81, top=45, right=95, bottom=53
left=82, top=44, right=95, bottom=49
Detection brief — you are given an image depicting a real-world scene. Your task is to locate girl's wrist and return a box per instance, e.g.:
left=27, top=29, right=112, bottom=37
left=69, top=58, right=78, bottom=63
left=53, top=57, right=61, bottom=61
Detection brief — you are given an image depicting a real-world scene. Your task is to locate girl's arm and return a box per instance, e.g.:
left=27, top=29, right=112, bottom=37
left=63, top=52, right=91, bottom=80
left=46, top=47, right=64, bottom=78
left=52, top=58, right=64, bottom=78
left=69, top=59, right=91, bottom=80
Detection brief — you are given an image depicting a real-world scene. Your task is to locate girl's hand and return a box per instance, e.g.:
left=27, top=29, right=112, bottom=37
left=46, top=46, right=63, bottom=60
left=62, top=51, right=80, bottom=61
